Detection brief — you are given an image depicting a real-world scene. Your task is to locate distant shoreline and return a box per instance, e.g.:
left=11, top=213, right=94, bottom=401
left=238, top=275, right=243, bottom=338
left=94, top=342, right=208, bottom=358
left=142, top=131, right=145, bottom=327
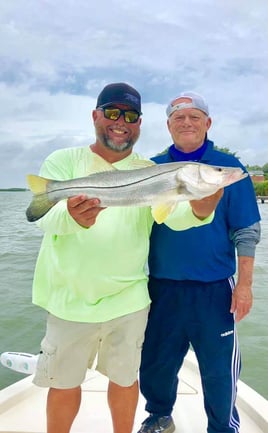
left=0, top=188, right=28, bottom=192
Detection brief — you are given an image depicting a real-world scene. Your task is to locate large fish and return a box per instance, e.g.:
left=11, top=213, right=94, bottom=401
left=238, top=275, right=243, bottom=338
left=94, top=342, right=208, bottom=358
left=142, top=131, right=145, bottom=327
left=26, top=160, right=247, bottom=224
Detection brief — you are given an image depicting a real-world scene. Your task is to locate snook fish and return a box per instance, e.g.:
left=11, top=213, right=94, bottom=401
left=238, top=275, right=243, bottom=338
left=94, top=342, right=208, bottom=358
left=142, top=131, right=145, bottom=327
left=26, top=161, right=247, bottom=224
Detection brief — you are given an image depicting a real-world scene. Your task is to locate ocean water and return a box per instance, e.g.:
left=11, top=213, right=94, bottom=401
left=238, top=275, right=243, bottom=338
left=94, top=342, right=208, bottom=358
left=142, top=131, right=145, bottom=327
left=0, top=192, right=267, bottom=399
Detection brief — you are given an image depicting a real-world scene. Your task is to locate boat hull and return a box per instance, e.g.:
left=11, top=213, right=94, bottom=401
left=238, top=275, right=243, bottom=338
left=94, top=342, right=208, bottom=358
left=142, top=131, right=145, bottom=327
left=0, top=350, right=267, bottom=433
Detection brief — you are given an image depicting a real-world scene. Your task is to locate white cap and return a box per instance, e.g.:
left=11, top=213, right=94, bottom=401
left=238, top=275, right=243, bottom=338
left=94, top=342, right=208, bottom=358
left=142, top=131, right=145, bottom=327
left=166, top=91, right=209, bottom=117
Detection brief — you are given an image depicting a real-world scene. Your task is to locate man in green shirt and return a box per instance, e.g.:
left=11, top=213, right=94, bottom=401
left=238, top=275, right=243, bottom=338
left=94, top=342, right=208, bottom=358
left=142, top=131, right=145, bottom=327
left=31, top=82, right=221, bottom=433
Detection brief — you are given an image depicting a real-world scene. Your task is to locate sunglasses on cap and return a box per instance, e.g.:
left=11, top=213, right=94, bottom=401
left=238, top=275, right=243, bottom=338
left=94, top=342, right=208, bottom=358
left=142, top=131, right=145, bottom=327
left=99, top=107, right=141, bottom=123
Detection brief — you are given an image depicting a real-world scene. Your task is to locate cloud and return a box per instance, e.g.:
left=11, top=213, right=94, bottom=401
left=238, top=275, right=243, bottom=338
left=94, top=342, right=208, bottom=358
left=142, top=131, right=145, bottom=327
left=0, top=0, right=267, bottom=187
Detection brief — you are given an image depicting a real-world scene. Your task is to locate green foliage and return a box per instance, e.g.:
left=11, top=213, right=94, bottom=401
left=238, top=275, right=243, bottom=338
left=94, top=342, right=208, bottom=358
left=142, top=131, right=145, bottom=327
left=246, top=164, right=263, bottom=171
left=253, top=181, right=268, bottom=196
left=214, top=146, right=238, bottom=158
left=262, top=163, right=268, bottom=174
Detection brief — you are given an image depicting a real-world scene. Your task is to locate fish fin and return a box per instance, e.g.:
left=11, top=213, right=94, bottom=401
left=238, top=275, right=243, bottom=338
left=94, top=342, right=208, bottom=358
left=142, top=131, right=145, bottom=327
left=128, top=159, right=155, bottom=169
left=152, top=202, right=177, bottom=224
left=26, top=196, right=56, bottom=222
left=26, top=174, right=56, bottom=222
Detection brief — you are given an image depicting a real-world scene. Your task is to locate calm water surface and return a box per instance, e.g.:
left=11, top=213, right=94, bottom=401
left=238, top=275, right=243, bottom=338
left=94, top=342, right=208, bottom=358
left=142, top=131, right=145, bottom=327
left=0, top=192, right=267, bottom=399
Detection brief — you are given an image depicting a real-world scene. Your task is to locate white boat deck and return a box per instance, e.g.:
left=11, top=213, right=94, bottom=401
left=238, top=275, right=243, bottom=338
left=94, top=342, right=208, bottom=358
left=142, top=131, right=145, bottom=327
left=0, top=351, right=267, bottom=433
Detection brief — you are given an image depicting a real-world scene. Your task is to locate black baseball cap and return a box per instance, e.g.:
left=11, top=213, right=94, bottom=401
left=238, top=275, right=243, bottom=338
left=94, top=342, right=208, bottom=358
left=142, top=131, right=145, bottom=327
left=96, top=82, right=142, bottom=114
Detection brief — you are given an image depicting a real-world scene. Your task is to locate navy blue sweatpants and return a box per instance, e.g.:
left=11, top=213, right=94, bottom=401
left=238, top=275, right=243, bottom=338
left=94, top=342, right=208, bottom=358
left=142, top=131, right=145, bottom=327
left=140, top=277, right=241, bottom=433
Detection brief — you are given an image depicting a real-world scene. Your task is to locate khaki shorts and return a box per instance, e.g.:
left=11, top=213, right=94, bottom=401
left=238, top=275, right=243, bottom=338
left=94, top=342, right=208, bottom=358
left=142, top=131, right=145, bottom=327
left=33, top=308, right=149, bottom=389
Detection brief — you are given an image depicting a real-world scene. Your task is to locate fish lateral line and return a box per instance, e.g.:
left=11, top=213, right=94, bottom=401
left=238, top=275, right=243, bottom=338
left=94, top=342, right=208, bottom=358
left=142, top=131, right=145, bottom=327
left=25, top=162, right=247, bottom=223
left=38, top=169, right=180, bottom=194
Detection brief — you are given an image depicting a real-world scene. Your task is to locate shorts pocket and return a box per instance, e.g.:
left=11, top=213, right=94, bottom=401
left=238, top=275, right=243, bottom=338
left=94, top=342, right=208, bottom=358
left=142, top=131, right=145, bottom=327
left=37, top=337, right=57, bottom=380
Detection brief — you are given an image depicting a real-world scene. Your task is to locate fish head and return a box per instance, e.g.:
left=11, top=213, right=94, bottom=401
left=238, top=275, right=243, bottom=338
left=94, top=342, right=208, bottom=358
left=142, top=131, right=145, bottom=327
left=198, top=164, right=248, bottom=188
left=176, top=162, right=248, bottom=197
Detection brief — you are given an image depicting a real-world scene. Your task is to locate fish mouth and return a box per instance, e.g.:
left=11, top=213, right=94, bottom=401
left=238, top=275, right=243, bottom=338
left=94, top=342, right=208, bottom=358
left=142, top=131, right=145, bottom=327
left=223, top=170, right=247, bottom=185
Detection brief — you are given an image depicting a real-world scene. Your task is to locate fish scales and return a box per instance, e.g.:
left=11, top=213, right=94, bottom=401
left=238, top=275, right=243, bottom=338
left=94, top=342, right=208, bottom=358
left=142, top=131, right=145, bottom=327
left=46, top=169, right=179, bottom=206
left=26, top=161, right=247, bottom=223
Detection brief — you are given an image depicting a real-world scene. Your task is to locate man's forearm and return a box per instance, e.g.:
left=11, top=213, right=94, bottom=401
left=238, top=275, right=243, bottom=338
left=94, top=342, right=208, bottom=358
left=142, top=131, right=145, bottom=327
left=236, top=256, right=254, bottom=289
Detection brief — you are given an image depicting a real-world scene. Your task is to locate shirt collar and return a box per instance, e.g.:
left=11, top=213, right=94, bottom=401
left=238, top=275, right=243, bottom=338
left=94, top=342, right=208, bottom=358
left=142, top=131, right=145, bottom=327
left=169, top=139, right=208, bottom=162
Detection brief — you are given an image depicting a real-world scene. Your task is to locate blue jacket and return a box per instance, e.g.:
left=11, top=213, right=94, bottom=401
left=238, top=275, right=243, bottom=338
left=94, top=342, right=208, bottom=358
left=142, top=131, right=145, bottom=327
left=149, top=140, right=261, bottom=282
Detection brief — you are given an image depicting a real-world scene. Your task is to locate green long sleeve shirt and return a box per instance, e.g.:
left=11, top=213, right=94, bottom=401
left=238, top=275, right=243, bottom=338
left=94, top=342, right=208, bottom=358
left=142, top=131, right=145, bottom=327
left=32, top=146, right=213, bottom=322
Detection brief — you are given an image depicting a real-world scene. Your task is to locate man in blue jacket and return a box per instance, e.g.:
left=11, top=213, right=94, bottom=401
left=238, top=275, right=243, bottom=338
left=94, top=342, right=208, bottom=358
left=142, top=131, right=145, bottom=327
left=138, top=92, right=261, bottom=433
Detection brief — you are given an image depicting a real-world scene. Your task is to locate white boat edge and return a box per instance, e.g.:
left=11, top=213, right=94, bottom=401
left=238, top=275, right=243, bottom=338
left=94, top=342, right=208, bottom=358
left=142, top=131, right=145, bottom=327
left=0, top=349, right=267, bottom=433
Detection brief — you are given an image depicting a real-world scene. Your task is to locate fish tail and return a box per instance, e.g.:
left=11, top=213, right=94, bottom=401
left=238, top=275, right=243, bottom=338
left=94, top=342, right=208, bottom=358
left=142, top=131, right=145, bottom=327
left=26, top=174, right=56, bottom=222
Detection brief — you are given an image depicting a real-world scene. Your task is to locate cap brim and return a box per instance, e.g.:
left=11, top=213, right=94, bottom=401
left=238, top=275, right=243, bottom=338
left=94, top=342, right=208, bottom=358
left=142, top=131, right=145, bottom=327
left=97, top=101, right=141, bottom=114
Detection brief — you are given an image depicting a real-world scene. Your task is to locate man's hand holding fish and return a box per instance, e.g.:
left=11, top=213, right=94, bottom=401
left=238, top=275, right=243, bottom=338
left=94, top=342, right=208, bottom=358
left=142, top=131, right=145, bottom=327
left=190, top=188, right=224, bottom=220
left=67, top=196, right=105, bottom=228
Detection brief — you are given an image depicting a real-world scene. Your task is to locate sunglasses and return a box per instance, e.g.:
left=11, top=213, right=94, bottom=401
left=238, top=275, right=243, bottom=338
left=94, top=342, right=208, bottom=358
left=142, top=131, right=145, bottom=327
left=99, top=107, right=140, bottom=123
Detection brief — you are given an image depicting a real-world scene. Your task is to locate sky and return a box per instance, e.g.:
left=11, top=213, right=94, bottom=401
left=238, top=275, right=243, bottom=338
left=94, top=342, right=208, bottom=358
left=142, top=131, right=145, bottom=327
left=0, top=0, right=267, bottom=188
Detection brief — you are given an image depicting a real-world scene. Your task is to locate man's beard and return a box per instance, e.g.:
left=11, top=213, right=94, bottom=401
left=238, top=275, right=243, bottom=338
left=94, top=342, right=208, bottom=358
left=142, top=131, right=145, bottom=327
left=97, top=131, right=138, bottom=153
